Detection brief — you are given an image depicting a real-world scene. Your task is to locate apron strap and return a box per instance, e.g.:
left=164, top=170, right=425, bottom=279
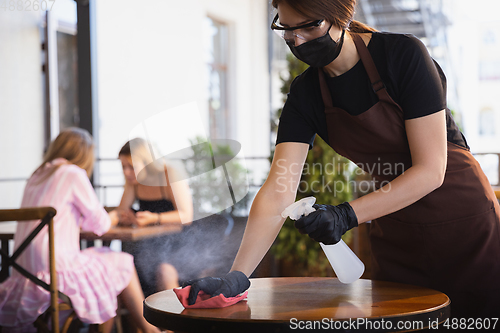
left=351, top=34, right=398, bottom=107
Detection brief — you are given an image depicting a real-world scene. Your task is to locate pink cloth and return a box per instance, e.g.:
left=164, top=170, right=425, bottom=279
left=174, top=286, right=248, bottom=309
left=0, top=159, right=134, bottom=329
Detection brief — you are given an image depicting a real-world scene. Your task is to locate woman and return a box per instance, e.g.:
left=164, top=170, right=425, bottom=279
left=183, top=0, right=500, bottom=318
left=110, top=138, right=194, bottom=296
left=0, top=128, right=159, bottom=333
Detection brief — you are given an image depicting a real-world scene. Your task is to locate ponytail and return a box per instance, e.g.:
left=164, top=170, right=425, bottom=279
left=348, top=20, right=377, bottom=33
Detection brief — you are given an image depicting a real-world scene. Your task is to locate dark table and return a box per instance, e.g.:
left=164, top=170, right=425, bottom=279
left=144, top=277, right=450, bottom=332
left=80, top=223, right=182, bottom=242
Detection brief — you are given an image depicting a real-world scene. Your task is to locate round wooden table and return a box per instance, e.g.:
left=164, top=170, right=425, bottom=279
left=144, top=277, right=450, bottom=332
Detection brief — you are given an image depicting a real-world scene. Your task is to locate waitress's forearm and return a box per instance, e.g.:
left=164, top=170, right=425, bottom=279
left=229, top=142, right=309, bottom=276
left=350, top=164, right=444, bottom=223
left=230, top=185, right=294, bottom=276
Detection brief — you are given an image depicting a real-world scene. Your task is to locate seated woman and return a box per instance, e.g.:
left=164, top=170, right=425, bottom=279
left=110, top=138, right=194, bottom=296
left=0, top=128, right=159, bottom=333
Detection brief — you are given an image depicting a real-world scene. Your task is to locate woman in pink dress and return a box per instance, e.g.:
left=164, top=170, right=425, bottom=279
left=0, top=128, right=160, bottom=333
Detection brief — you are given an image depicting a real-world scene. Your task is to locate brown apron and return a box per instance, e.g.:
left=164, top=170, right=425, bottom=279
left=318, top=33, right=500, bottom=318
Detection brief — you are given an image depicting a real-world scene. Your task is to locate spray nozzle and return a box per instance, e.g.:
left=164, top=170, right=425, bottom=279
left=281, top=196, right=317, bottom=220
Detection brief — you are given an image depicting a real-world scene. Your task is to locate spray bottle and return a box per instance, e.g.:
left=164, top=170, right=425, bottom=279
left=281, top=197, right=365, bottom=283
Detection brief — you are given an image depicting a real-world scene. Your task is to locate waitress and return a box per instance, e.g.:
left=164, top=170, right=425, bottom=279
left=184, top=0, right=500, bottom=318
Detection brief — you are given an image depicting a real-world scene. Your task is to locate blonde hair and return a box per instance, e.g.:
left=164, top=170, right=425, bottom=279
left=34, top=127, right=95, bottom=183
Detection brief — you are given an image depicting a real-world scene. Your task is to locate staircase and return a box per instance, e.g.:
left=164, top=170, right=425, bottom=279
left=355, top=0, right=449, bottom=43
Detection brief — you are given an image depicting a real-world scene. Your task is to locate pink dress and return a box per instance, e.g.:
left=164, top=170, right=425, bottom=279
left=0, top=158, right=134, bottom=330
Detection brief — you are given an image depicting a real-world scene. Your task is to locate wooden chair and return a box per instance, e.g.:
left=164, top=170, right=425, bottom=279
left=0, top=207, right=80, bottom=333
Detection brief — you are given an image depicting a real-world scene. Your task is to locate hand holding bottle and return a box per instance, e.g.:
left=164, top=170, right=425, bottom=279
left=294, top=202, right=358, bottom=245
left=282, top=197, right=365, bottom=284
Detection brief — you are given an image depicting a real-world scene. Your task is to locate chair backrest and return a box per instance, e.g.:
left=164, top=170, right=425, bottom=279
left=0, top=207, right=70, bottom=333
left=104, top=206, right=117, bottom=213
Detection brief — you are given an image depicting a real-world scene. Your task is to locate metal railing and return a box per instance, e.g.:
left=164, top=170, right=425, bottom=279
left=1, top=153, right=498, bottom=208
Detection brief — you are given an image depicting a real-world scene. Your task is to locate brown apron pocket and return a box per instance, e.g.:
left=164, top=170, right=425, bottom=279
left=422, top=207, right=500, bottom=291
left=370, top=216, right=430, bottom=287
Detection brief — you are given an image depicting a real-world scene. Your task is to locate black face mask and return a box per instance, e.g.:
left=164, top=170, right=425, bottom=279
left=287, top=27, right=346, bottom=68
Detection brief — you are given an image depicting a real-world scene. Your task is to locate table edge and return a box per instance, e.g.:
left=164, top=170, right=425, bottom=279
left=143, top=278, right=451, bottom=332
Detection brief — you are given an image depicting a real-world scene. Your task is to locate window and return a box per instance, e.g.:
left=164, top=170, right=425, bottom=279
left=479, top=107, right=496, bottom=136
left=42, top=4, right=79, bottom=147
left=204, top=17, right=229, bottom=140
left=56, top=29, right=79, bottom=131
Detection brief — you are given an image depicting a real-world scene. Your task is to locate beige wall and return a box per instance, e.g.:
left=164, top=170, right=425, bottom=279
left=0, top=10, right=44, bottom=209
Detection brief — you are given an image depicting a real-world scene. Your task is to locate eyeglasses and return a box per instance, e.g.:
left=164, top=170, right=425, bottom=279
left=271, top=13, right=327, bottom=43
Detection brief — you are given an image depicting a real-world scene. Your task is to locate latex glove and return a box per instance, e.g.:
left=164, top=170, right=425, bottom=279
left=182, top=271, right=250, bottom=305
left=294, top=202, right=358, bottom=245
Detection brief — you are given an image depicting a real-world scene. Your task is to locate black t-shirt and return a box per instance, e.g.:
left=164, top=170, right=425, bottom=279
left=276, top=31, right=467, bottom=149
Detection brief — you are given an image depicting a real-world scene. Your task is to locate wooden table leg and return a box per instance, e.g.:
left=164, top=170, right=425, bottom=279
left=0, top=239, right=10, bottom=282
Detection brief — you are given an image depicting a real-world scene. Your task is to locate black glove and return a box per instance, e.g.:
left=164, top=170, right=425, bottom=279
left=294, top=202, right=358, bottom=245
left=182, top=271, right=250, bottom=305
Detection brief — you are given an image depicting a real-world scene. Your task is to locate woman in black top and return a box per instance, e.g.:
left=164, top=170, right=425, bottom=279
left=183, top=0, right=500, bottom=318
left=110, top=138, right=194, bottom=296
